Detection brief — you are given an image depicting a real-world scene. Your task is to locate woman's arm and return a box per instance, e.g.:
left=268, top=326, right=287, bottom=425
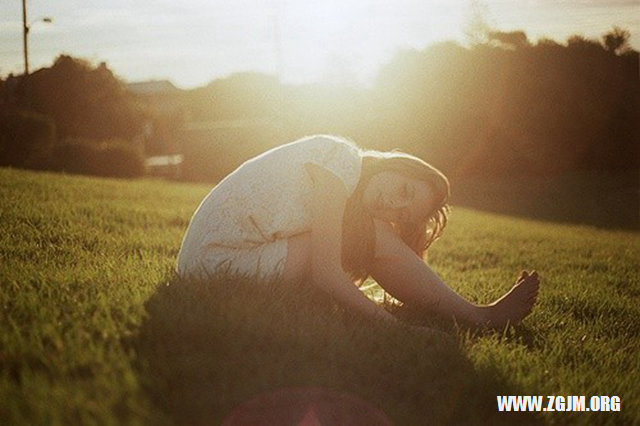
left=369, top=220, right=485, bottom=325
left=305, top=162, right=396, bottom=322
left=369, top=220, right=540, bottom=329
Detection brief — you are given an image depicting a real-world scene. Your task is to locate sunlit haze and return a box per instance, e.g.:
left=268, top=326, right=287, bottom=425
left=1, top=0, right=638, bottom=88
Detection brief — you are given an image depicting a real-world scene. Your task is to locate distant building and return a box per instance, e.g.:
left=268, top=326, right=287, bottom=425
left=127, top=79, right=187, bottom=162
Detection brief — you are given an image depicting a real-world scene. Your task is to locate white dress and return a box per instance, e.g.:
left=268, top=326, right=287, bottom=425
left=177, top=135, right=363, bottom=282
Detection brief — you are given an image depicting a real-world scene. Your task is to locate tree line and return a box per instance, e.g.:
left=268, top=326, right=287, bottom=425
left=0, top=55, right=146, bottom=177
left=0, top=28, right=637, bottom=182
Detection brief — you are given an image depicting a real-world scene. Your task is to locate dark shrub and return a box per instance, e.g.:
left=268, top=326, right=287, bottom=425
left=52, top=141, right=144, bottom=178
left=51, top=142, right=99, bottom=175
left=0, top=109, right=56, bottom=169
left=98, top=144, right=145, bottom=178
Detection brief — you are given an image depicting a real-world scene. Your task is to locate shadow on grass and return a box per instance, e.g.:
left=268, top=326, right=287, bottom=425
left=451, top=171, right=639, bottom=230
left=134, top=274, right=541, bottom=425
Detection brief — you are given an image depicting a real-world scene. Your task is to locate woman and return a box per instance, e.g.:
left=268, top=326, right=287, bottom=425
left=177, top=135, right=539, bottom=329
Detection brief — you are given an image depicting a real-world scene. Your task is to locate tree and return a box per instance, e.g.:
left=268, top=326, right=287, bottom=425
left=488, top=31, right=530, bottom=49
left=566, top=35, right=603, bottom=53
left=602, top=26, right=631, bottom=54
left=24, top=55, right=145, bottom=141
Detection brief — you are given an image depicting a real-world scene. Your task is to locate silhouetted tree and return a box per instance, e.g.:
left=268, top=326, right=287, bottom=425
left=136, top=28, right=638, bottom=184
left=371, top=29, right=638, bottom=177
left=488, top=31, right=530, bottom=49
left=23, top=55, right=145, bottom=141
left=566, top=35, right=604, bottom=54
left=602, top=26, right=631, bottom=54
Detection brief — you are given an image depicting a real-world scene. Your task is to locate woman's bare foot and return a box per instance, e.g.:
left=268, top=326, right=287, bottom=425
left=478, top=271, right=540, bottom=329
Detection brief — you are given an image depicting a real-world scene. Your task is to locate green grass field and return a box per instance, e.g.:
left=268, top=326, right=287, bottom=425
left=1, top=167, right=638, bottom=425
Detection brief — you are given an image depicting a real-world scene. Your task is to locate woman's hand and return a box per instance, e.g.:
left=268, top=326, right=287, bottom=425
left=305, top=162, right=397, bottom=323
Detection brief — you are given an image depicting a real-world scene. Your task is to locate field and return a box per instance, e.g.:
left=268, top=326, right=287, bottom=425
left=1, top=167, right=638, bottom=425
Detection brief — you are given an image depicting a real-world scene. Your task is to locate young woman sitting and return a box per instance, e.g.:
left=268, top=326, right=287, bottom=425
left=177, top=135, right=540, bottom=329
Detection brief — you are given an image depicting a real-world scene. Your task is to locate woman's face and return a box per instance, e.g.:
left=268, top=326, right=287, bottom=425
left=362, top=171, right=434, bottom=224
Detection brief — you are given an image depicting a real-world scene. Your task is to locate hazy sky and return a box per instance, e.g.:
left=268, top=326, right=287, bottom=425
left=1, top=0, right=638, bottom=88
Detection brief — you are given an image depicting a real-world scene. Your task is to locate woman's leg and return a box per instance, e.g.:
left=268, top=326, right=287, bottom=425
left=369, top=220, right=539, bottom=328
left=281, top=233, right=312, bottom=285
left=280, top=224, right=540, bottom=328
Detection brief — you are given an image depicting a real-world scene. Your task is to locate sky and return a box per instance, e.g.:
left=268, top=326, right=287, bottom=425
left=1, top=0, right=638, bottom=89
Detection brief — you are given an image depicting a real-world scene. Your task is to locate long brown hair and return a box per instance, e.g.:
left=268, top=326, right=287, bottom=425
left=341, top=150, right=450, bottom=282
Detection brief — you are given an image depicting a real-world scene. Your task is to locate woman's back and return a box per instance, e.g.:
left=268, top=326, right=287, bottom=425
left=176, top=135, right=362, bottom=278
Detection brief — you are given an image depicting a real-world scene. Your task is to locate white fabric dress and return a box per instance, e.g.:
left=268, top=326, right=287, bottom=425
left=176, top=135, right=363, bottom=282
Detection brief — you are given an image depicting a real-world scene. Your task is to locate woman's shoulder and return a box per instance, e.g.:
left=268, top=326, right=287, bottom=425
left=241, top=135, right=357, bottom=166
left=212, top=136, right=354, bottom=196
left=298, top=135, right=363, bottom=194
left=281, top=134, right=360, bottom=156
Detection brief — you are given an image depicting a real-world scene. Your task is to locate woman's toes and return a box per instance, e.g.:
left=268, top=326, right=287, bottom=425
left=528, top=274, right=540, bottom=287
left=518, top=270, right=529, bottom=282
left=520, top=276, right=535, bottom=290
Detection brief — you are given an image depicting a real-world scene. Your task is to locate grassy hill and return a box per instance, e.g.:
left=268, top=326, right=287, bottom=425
left=1, top=167, right=638, bottom=425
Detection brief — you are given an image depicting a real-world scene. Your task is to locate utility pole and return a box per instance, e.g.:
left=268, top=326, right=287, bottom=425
left=22, top=0, right=29, bottom=76
left=21, top=0, right=52, bottom=77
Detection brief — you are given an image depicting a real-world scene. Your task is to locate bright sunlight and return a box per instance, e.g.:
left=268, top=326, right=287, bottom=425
left=260, top=0, right=467, bottom=85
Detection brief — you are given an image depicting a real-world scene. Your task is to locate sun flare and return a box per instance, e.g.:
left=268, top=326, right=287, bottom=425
left=264, top=0, right=467, bottom=85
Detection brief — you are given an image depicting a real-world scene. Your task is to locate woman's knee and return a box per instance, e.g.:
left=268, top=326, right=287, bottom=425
left=373, top=219, right=407, bottom=260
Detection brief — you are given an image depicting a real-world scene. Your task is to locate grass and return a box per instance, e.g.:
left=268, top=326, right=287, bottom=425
left=1, top=166, right=638, bottom=425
